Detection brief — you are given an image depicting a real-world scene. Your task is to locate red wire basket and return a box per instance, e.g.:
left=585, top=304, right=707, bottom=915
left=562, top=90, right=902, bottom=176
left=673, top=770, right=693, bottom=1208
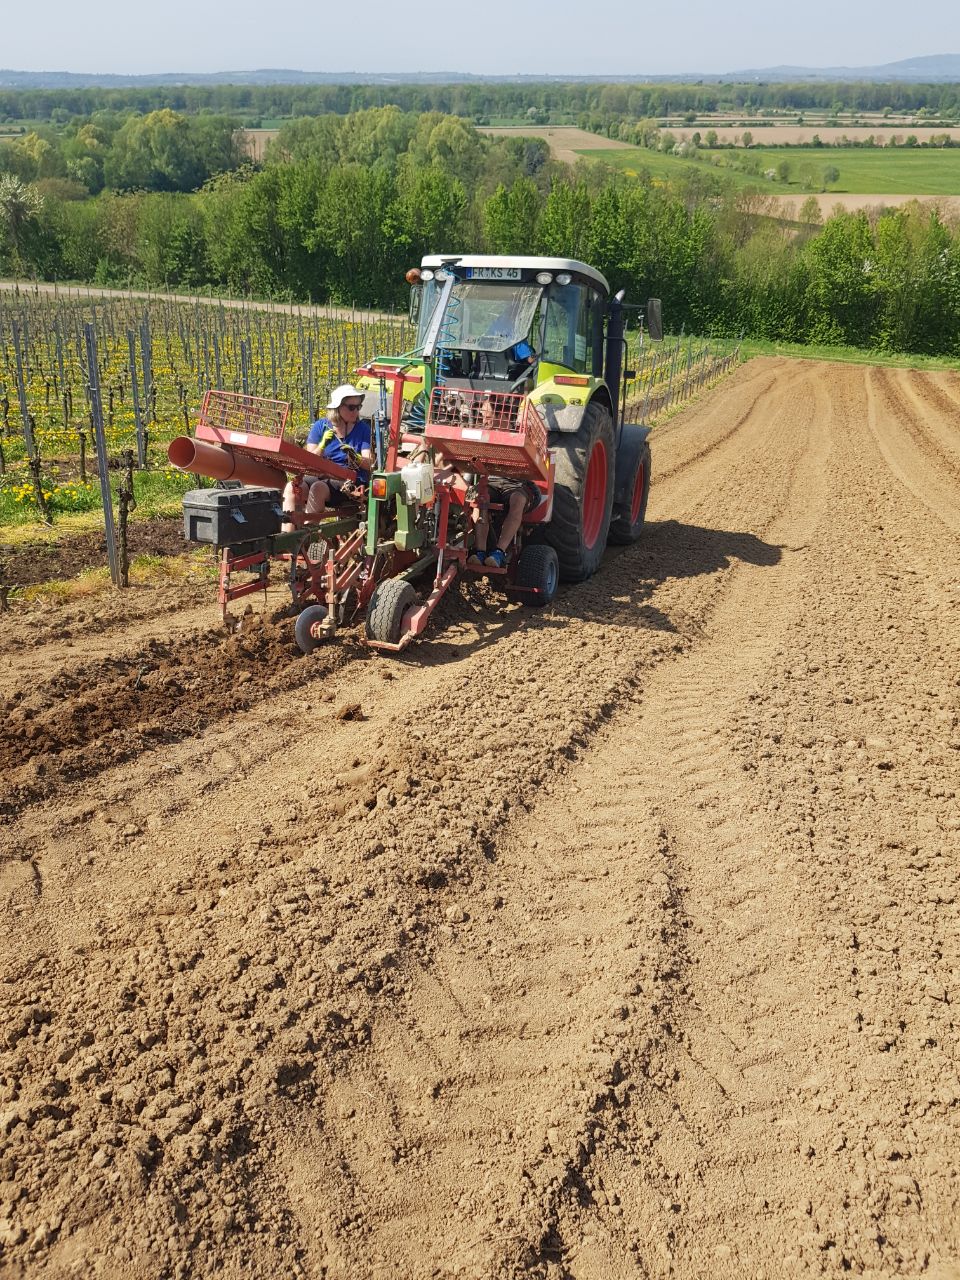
left=423, top=387, right=550, bottom=483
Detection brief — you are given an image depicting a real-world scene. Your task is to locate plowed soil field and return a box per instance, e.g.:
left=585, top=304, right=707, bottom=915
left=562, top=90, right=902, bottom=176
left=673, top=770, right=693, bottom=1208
left=2, top=357, right=958, bottom=1280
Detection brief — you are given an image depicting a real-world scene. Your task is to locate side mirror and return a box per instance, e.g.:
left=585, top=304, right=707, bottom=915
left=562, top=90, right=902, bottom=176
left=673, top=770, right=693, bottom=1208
left=409, top=286, right=422, bottom=326
left=646, top=298, right=663, bottom=342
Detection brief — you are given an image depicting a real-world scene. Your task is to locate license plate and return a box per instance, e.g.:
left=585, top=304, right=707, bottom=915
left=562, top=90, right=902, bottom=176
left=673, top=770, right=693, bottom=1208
left=466, top=267, right=521, bottom=280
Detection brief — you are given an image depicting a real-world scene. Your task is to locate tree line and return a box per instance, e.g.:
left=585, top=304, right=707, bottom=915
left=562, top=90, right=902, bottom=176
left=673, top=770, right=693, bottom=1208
left=1, top=107, right=958, bottom=356
left=2, top=79, right=960, bottom=126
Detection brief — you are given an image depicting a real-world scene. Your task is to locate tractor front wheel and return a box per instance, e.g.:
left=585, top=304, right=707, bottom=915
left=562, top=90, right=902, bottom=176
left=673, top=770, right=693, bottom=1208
left=365, top=579, right=416, bottom=646
left=546, top=400, right=616, bottom=582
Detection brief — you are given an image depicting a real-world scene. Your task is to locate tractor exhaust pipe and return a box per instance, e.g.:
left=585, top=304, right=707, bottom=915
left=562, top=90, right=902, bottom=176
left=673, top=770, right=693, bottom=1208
left=167, top=436, right=287, bottom=491
left=604, top=289, right=626, bottom=426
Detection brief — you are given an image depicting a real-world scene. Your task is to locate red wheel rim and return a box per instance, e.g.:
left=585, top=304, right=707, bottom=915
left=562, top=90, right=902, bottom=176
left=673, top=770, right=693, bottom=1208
left=630, top=460, right=646, bottom=525
left=582, top=440, right=607, bottom=549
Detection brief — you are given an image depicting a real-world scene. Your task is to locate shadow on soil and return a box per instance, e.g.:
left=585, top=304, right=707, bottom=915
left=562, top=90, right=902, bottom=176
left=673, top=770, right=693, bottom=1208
left=413, top=518, right=783, bottom=665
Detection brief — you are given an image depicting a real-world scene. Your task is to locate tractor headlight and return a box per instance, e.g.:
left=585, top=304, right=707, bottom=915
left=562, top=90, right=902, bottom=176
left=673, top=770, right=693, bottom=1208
left=555, top=272, right=572, bottom=285
left=419, top=269, right=435, bottom=281
left=535, top=271, right=553, bottom=285
left=435, top=268, right=452, bottom=282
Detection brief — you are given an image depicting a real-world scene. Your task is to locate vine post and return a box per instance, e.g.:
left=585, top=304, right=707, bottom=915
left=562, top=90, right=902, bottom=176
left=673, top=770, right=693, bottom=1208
left=12, top=320, right=51, bottom=525
left=84, top=323, right=120, bottom=587
left=117, top=448, right=136, bottom=588
left=128, top=329, right=147, bottom=468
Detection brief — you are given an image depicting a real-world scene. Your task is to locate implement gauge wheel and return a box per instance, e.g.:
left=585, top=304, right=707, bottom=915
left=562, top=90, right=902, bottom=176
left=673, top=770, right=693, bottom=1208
left=295, top=603, right=330, bottom=654
left=366, top=579, right=416, bottom=646
left=514, top=544, right=559, bottom=606
left=545, top=399, right=616, bottom=582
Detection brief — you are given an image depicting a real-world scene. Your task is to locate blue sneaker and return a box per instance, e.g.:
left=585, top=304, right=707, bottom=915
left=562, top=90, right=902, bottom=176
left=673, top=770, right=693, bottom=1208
left=486, top=548, right=507, bottom=569
left=466, top=550, right=487, bottom=568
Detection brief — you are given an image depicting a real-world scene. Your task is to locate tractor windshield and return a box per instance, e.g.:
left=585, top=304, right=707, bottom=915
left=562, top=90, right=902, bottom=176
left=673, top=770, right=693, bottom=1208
left=417, top=281, right=541, bottom=353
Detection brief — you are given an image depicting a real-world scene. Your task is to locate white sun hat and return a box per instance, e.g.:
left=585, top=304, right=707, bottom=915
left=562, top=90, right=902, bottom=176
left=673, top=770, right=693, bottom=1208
left=327, top=384, right=365, bottom=410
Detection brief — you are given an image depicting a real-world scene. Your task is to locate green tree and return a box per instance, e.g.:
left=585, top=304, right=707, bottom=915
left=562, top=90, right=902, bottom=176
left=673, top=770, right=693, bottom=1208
left=0, top=174, right=44, bottom=270
left=872, top=205, right=953, bottom=352
left=801, top=209, right=876, bottom=345
left=105, top=109, right=196, bottom=190
left=482, top=177, right=541, bottom=254
left=137, top=193, right=206, bottom=286
left=538, top=180, right=592, bottom=259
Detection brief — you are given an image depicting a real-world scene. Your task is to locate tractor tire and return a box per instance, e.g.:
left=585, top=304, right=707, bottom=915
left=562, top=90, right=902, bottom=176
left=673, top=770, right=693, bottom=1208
left=514, top=544, right=559, bottom=606
left=365, top=578, right=416, bottom=646
left=608, top=425, right=652, bottom=545
left=295, top=604, right=330, bottom=654
left=545, top=399, right=616, bottom=582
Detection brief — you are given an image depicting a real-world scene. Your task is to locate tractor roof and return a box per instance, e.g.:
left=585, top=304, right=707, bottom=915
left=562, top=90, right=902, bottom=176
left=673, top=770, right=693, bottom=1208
left=420, top=254, right=609, bottom=297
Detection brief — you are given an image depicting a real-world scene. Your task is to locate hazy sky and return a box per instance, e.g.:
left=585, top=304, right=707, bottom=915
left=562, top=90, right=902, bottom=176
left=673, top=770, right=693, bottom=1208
left=4, top=0, right=959, bottom=76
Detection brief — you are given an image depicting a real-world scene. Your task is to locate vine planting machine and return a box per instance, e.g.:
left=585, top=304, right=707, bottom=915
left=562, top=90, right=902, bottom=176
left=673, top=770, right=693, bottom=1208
left=169, top=255, right=658, bottom=653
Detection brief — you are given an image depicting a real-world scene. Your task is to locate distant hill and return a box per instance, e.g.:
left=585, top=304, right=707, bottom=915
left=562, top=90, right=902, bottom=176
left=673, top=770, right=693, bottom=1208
left=1, top=55, right=959, bottom=89
left=727, top=54, right=960, bottom=82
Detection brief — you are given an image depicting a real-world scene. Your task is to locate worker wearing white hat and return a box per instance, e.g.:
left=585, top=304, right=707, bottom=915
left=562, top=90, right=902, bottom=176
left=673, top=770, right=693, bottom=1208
left=281, top=384, right=372, bottom=527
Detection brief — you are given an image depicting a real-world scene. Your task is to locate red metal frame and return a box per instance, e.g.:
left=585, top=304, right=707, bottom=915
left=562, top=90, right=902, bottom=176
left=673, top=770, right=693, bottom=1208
left=354, top=363, right=413, bottom=473
left=206, top=373, right=557, bottom=652
left=195, top=389, right=353, bottom=483
left=217, top=525, right=369, bottom=627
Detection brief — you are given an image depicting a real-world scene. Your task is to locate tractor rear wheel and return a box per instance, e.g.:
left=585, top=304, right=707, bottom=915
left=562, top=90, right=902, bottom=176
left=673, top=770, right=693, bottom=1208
left=295, top=604, right=330, bottom=654
left=545, top=400, right=616, bottom=582
left=514, top=544, right=559, bottom=606
left=608, top=425, right=652, bottom=545
left=365, top=579, right=416, bottom=646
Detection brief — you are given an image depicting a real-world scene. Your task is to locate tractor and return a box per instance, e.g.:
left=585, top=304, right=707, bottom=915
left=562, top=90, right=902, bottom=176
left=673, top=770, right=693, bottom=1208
left=170, top=254, right=657, bottom=653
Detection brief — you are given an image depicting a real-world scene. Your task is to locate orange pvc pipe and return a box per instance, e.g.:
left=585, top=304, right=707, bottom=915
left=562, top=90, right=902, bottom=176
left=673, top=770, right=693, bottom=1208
left=167, top=436, right=286, bottom=491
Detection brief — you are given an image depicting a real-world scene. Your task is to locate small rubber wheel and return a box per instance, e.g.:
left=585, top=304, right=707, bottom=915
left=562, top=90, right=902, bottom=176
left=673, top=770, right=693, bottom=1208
left=514, top=544, right=559, bottom=606
left=295, top=603, right=330, bottom=654
left=365, top=579, right=416, bottom=645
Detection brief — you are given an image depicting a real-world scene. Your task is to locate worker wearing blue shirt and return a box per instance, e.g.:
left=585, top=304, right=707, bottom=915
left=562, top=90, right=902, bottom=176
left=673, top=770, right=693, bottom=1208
left=281, top=384, right=372, bottom=526
left=306, top=385, right=372, bottom=479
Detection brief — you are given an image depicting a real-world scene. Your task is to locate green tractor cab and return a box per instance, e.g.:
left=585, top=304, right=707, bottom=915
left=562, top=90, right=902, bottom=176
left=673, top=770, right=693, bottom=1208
left=393, top=254, right=653, bottom=581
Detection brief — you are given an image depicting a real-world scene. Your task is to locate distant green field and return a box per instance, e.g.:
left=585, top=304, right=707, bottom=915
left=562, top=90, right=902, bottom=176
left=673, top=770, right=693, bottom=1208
left=578, top=148, right=772, bottom=193
left=578, top=145, right=960, bottom=195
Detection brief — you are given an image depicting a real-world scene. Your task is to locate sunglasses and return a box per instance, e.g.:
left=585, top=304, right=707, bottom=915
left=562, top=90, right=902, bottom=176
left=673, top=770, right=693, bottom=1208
left=340, top=401, right=362, bottom=411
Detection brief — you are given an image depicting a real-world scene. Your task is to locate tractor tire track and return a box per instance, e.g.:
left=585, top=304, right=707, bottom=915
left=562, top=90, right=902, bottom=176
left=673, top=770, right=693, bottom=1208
left=546, top=363, right=960, bottom=1278
left=866, top=366, right=960, bottom=533
left=894, top=368, right=960, bottom=482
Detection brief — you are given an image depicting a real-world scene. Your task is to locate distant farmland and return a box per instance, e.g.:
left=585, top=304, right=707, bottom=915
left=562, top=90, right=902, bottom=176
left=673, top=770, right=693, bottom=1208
left=579, top=144, right=960, bottom=196
left=663, top=125, right=960, bottom=146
